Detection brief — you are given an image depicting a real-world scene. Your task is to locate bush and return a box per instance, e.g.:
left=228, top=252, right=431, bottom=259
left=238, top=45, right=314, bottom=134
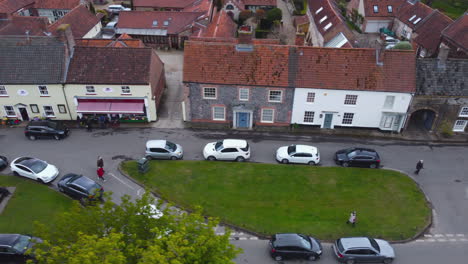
left=259, top=19, right=272, bottom=30
left=255, top=9, right=266, bottom=20
left=239, top=10, right=253, bottom=24
left=392, top=41, right=413, bottom=50
left=266, top=8, right=282, bottom=23
left=440, top=121, right=454, bottom=137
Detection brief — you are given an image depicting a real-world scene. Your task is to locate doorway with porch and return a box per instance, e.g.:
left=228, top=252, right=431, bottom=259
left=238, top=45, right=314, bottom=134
left=322, top=113, right=334, bottom=129
left=233, top=110, right=252, bottom=129
left=16, top=105, right=29, bottom=121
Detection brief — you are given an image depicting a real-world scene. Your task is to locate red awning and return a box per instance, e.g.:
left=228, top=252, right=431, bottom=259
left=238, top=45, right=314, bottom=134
left=77, top=100, right=144, bottom=114
left=110, top=101, right=144, bottom=113
left=76, top=102, right=111, bottom=113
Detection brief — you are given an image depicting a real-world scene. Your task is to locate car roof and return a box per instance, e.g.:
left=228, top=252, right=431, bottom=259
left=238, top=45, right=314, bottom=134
left=15, top=157, right=43, bottom=167
left=0, top=234, right=20, bottom=246
left=295, top=145, right=318, bottom=153
left=222, top=139, right=247, bottom=148
left=273, top=233, right=307, bottom=248
left=146, top=140, right=166, bottom=148
left=71, top=175, right=99, bottom=190
left=108, top=5, right=124, bottom=8
left=339, top=237, right=372, bottom=249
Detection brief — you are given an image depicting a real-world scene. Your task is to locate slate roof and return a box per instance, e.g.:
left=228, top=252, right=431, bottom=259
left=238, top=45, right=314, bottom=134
left=363, top=0, right=404, bottom=17
left=441, top=13, right=468, bottom=52
left=0, top=0, right=35, bottom=14
left=413, top=10, right=452, bottom=54
left=76, top=34, right=145, bottom=47
left=133, top=0, right=195, bottom=9
left=395, top=0, right=433, bottom=29
left=117, top=11, right=204, bottom=34
left=34, top=0, right=81, bottom=9
left=0, top=36, right=66, bottom=84
left=183, top=39, right=416, bottom=93
left=48, top=5, right=100, bottom=38
left=199, top=9, right=236, bottom=38
left=243, top=0, right=276, bottom=6
left=0, top=15, right=49, bottom=36
left=66, top=46, right=156, bottom=84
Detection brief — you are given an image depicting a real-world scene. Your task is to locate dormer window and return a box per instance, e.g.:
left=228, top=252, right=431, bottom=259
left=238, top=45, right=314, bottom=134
left=324, top=23, right=332, bottom=31
left=316, top=7, right=323, bottom=14
left=413, top=18, right=422, bottom=24
left=163, top=20, right=169, bottom=26
left=152, top=20, right=158, bottom=27
left=373, top=5, right=378, bottom=13
left=387, top=5, right=393, bottom=13
left=409, top=15, right=416, bottom=21
left=319, top=16, right=327, bottom=24
left=226, top=4, right=234, bottom=10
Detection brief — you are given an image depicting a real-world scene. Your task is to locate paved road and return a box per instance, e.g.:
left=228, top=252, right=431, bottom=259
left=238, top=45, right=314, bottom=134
left=1, top=127, right=468, bottom=261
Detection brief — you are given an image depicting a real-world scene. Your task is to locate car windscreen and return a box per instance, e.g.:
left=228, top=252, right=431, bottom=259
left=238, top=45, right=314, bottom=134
left=241, top=143, right=249, bottom=152
left=287, top=145, right=296, bottom=154
left=368, top=238, right=380, bottom=252
left=347, top=151, right=358, bottom=158
left=215, top=141, right=223, bottom=151
left=12, top=235, right=31, bottom=253
left=29, top=160, right=48, bottom=173
left=165, top=141, right=177, bottom=152
left=336, top=239, right=345, bottom=252
left=298, top=235, right=312, bottom=250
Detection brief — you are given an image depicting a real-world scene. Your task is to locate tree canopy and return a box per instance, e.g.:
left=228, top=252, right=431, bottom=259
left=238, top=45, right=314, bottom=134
left=29, top=193, right=241, bottom=264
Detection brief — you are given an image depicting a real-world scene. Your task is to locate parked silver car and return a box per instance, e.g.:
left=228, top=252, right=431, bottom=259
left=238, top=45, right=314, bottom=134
left=332, top=237, right=395, bottom=264
left=145, top=140, right=183, bottom=160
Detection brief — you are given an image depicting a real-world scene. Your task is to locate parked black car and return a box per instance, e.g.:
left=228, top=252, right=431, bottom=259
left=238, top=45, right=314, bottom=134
left=24, top=120, right=70, bottom=140
left=334, top=148, right=381, bottom=168
left=269, top=233, right=322, bottom=261
left=0, top=156, right=7, bottom=170
left=0, top=234, right=41, bottom=262
left=57, top=174, right=103, bottom=203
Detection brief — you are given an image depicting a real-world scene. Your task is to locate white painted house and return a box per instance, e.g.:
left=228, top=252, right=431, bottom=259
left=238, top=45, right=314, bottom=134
left=292, top=47, right=416, bottom=132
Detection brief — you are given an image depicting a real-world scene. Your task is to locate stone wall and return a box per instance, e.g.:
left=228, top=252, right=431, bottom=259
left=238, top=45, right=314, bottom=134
left=416, top=58, right=468, bottom=96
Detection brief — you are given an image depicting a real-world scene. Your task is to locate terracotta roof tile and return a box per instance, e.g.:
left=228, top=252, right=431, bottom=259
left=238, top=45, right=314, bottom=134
left=442, top=13, right=468, bottom=52
left=48, top=5, right=100, bottom=38
left=134, top=0, right=196, bottom=9
left=395, top=0, right=433, bottom=29
left=34, top=0, right=81, bottom=9
left=0, top=0, right=35, bottom=14
left=75, top=35, right=145, bottom=48
left=117, top=11, right=204, bottom=34
left=414, top=10, right=452, bottom=54
left=0, top=15, right=49, bottom=36
left=200, top=9, right=236, bottom=38
left=363, top=0, right=405, bottom=17
left=293, top=15, right=309, bottom=27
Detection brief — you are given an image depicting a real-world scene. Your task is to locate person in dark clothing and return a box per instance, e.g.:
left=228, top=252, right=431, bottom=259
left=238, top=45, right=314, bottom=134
left=415, top=160, right=424, bottom=174
left=97, top=156, right=104, bottom=169
left=77, top=116, right=81, bottom=128
left=86, top=118, right=93, bottom=132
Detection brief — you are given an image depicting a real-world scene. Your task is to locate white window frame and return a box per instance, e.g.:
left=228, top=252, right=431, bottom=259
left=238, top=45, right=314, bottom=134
left=323, top=22, right=332, bottom=31
left=344, top=94, right=358, bottom=105
left=203, top=87, right=217, bottom=99
left=3, top=105, right=16, bottom=117
left=453, top=120, right=467, bottom=132
left=261, top=108, right=274, bottom=123
left=86, top=86, right=96, bottom=94
left=383, top=95, right=395, bottom=109
left=342, top=113, right=354, bottom=125
left=268, top=90, right=282, bottom=103
left=459, top=107, right=468, bottom=117
left=0, top=85, right=7, bottom=96
left=315, top=7, right=323, bottom=14
left=43, top=105, right=55, bottom=117
left=212, top=106, right=225, bottom=121
left=319, top=16, right=327, bottom=24
left=306, top=92, right=315, bottom=103
left=387, top=5, right=393, bottom=13
left=38, top=85, right=49, bottom=96
left=121, top=86, right=131, bottom=94
left=239, top=88, right=249, bottom=101
left=373, top=5, right=378, bottom=13
left=303, top=111, right=314, bottom=123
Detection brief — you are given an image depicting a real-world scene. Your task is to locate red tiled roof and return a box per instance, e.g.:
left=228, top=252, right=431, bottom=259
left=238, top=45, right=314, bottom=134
left=441, top=13, right=468, bottom=52
left=414, top=10, right=452, bottom=54
left=293, top=15, right=309, bottom=27
left=134, top=0, right=195, bottom=9
left=363, top=0, right=405, bottom=17
left=183, top=39, right=416, bottom=93
left=395, top=0, right=433, bottom=29
left=308, top=0, right=345, bottom=36
left=118, top=11, right=204, bottom=34
left=183, top=0, right=212, bottom=14
left=0, top=15, right=49, bottom=36
left=243, top=0, right=276, bottom=6
left=48, top=5, right=100, bottom=38
left=34, top=0, right=81, bottom=9
left=66, top=46, right=158, bottom=84
left=75, top=34, right=145, bottom=48
left=0, top=0, right=34, bottom=14
left=296, top=47, right=415, bottom=93
left=200, top=9, right=236, bottom=38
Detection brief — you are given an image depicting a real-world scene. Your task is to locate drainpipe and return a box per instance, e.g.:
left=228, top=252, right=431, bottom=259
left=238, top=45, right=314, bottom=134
left=62, top=84, right=73, bottom=120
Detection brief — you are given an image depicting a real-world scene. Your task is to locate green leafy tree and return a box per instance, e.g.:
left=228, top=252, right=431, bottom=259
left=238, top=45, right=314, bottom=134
left=266, top=8, right=282, bottom=23
left=392, top=41, right=413, bottom=50
left=29, top=193, right=241, bottom=264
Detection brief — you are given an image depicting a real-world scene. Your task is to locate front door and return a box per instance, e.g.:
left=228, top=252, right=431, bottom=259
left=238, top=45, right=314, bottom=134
left=236, top=112, right=250, bottom=128
left=18, top=107, right=29, bottom=121
left=323, top=113, right=333, bottom=129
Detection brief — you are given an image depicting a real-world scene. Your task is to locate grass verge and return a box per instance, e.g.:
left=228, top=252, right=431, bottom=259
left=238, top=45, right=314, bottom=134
left=122, top=161, right=431, bottom=241
left=0, top=175, right=74, bottom=234
left=423, top=0, right=467, bottom=19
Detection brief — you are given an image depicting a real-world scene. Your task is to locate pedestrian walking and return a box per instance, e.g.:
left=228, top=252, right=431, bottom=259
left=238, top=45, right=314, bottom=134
left=86, top=118, right=93, bottom=132
left=346, top=211, right=357, bottom=227
left=76, top=115, right=81, bottom=128
left=97, top=156, right=104, bottom=169
left=415, top=160, right=424, bottom=174
left=97, top=167, right=106, bottom=182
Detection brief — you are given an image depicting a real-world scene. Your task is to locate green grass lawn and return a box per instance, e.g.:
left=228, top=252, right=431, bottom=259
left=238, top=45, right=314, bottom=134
left=423, top=0, right=467, bottom=19
left=0, top=175, right=74, bottom=234
left=122, top=161, right=431, bottom=241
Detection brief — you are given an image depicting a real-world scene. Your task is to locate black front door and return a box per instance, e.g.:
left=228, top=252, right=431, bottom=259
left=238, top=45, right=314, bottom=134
left=19, top=107, right=29, bottom=121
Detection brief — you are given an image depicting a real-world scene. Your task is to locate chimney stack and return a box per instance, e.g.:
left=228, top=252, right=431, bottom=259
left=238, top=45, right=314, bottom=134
left=437, top=42, right=450, bottom=68
left=295, top=32, right=305, bottom=46
left=56, top=24, right=75, bottom=58
left=238, top=25, right=253, bottom=45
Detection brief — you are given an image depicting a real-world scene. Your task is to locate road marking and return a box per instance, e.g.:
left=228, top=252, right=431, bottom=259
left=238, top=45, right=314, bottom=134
left=137, top=188, right=144, bottom=197
left=424, top=234, right=432, bottom=238
left=239, top=237, right=247, bottom=240
left=108, top=172, right=136, bottom=190
left=446, top=234, right=454, bottom=237
left=426, top=239, right=436, bottom=242
left=456, top=234, right=465, bottom=237
left=434, top=234, right=444, bottom=237
left=449, top=239, right=457, bottom=242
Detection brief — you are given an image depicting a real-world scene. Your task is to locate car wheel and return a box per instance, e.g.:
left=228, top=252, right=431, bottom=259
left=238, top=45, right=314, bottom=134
left=342, top=162, right=349, bottom=167
left=308, top=254, right=317, bottom=261
left=170, top=156, right=177, bottom=160
left=29, top=135, right=36, bottom=140
left=308, top=161, right=316, bottom=166
left=236, top=156, right=245, bottom=162
left=281, top=159, right=289, bottom=164
left=383, top=258, right=393, bottom=264
left=54, top=135, right=60, bottom=140
left=145, top=156, right=152, bottom=160
left=346, top=260, right=355, bottom=264
left=207, top=156, right=216, bottom=161
left=274, top=255, right=282, bottom=261
left=369, top=163, right=377, bottom=169
left=13, top=171, right=20, bottom=176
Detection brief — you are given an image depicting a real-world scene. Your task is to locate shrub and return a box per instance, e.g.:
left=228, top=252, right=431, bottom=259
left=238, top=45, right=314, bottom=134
left=392, top=41, right=413, bottom=50
left=255, top=9, right=266, bottom=20
left=440, top=121, right=454, bottom=137
left=266, top=8, right=282, bottom=23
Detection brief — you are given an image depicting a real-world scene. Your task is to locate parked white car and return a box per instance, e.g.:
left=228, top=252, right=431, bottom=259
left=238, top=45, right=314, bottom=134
left=10, top=157, right=59, bottom=183
left=203, top=139, right=250, bottom=162
left=276, top=144, right=320, bottom=165
left=107, top=5, right=130, bottom=14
